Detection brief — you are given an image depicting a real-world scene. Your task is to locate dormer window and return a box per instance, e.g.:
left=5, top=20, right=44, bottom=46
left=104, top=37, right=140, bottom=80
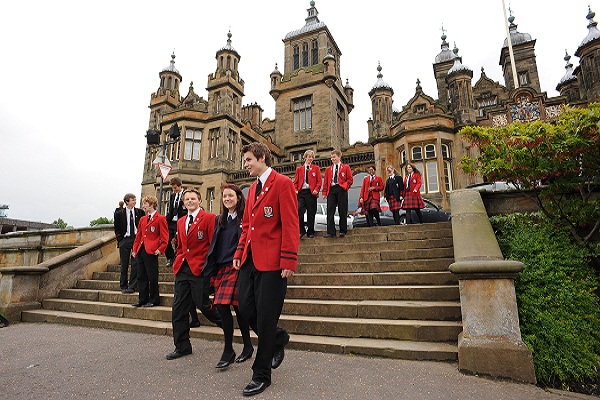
left=413, top=103, right=426, bottom=114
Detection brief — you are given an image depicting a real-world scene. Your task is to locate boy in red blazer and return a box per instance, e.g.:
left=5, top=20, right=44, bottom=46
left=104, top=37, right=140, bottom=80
left=233, top=142, right=299, bottom=397
left=322, top=150, right=353, bottom=237
left=293, top=150, right=322, bottom=238
left=166, top=188, right=222, bottom=360
left=359, top=166, right=384, bottom=226
left=131, top=195, right=169, bottom=308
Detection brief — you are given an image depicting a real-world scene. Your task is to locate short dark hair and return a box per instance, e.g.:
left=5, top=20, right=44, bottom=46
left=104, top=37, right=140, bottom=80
left=170, top=177, right=182, bottom=186
left=183, top=188, right=201, bottom=201
left=241, top=142, right=272, bottom=167
left=331, top=150, right=342, bottom=157
left=123, top=193, right=136, bottom=202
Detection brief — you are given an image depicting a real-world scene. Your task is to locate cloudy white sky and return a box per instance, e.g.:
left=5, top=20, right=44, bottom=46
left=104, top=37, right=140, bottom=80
left=0, top=0, right=592, bottom=227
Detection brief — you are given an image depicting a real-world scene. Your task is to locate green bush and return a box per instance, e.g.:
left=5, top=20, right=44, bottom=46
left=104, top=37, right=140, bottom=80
left=491, top=213, right=600, bottom=392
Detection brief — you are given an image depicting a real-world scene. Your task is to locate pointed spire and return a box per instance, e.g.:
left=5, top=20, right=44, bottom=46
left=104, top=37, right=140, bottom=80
left=435, top=25, right=458, bottom=63
left=369, top=62, right=393, bottom=95
left=416, top=78, right=422, bottom=92
left=448, top=43, right=471, bottom=75
left=578, top=6, right=600, bottom=50
left=285, top=0, right=327, bottom=40
left=557, top=50, right=578, bottom=89
left=503, top=8, right=533, bottom=48
left=218, top=29, right=240, bottom=57
left=271, top=62, right=282, bottom=75
left=163, top=51, right=179, bottom=73
left=345, top=77, right=352, bottom=89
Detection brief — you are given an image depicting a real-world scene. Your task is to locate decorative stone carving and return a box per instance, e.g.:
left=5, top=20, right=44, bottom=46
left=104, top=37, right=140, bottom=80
left=544, top=104, right=562, bottom=119
left=492, top=113, right=508, bottom=127
left=510, top=95, right=540, bottom=122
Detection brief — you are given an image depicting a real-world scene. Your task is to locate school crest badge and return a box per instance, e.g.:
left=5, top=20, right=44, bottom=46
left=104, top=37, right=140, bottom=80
left=197, top=230, right=204, bottom=240
left=264, top=206, right=274, bottom=218
left=150, top=226, right=156, bottom=233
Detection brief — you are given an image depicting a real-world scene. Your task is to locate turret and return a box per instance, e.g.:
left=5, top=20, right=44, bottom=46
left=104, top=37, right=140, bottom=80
left=368, top=63, right=394, bottom=140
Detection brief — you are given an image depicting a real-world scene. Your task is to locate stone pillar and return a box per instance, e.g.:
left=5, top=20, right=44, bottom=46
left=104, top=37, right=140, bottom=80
left=0, top=266, right=46, bottom=321
left=449, top=189, right=536, bottom=384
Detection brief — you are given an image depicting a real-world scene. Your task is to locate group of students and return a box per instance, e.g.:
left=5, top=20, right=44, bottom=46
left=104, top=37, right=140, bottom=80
left=114, top=142, right=298, bottom=397
left=294, top=149, right=426, bottom=235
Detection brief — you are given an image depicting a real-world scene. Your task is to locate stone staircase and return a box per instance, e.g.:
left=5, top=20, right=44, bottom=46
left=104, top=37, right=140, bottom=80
left=22, top=221, right=461, bottom=361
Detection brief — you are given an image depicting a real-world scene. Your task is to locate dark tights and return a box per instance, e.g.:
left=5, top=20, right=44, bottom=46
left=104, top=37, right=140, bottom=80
left=217, top=304, right=253, bottom=360
left=406, top=208, right=423, bottom=224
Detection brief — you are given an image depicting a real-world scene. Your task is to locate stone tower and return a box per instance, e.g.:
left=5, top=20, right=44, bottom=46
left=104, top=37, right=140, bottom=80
left=556, top=51, right=580, bottom=103
left=499, top=10, right=541, bottom=93
left=270, top=0, right=353, bottom=159
left=446, top=45, right=476, bottom=126
left=574, top=7, right=600, bottom=102
left=432, top=28, right=458, bottom=107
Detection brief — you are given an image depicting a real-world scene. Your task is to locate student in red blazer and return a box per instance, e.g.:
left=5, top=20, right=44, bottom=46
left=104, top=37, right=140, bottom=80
left=131, top=195, right=169, bottom=308
left=233, top=142, right=299, bottom=397
left=166, top=188, right=222, bottom=360
left=321, top=150, right=354, bottom=237
left=359, top=166, right=384, bottom=226
left=402, top=163, right=426, bottom=224
left=293, top=150, right=322, bottom=238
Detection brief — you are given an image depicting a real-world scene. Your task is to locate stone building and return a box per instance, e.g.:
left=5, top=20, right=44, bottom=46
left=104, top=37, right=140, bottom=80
left=140, top=2, right=600, bottom=212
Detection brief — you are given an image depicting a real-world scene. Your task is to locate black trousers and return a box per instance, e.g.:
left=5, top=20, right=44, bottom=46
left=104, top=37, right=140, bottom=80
left=238, top=250, right=289, bottom=384
left=298, top=189, right=317, bottom=235
left=118, top=236, right=137, bottom=290
left=165, top=221, right=177, bottom=261
left=326, top=185, right=348, bottom=235
left=172, top=262, right=221, bottom=352
left=136, top=246, right=160, bottom=305
left=406, top=209, right=423, bottom=224
left=366, top=208, right=381, bottom=227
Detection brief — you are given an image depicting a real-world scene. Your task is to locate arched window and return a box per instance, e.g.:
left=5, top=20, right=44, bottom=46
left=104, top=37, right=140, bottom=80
left=425, top=144, right=436, bottom=158
left=302, top=42, right=309, bottom=67
left=441, top=143, right=450, bottom=159
left=293, top=45, right=300, bottom=70
left=412, top=146, right=423, bottom=161
left=311, top=40, right=318, bottom=65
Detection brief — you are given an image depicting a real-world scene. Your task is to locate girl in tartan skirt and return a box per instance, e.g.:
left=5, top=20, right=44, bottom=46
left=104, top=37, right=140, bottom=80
left=402, top=163, right=425, bottom=224
left=359, top=166, right=384, bottom=226
left=203, top=184, right=253, bottom=369
left=384, top=165, right=404, bottom=224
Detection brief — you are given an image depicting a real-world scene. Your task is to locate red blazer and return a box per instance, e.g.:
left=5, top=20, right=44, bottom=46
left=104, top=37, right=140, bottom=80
left=359, top=174, right=384, bottom=203
left=293, top=163, right=322, bottom=197
left=234, top=169, right=299, bottom=272
left=172, top=209, right=216, bottom=276
left=132, top=212, right=169, bottom=255
left=322, top=163, right=353, bottom=196
left=404, top=173, right=423, bottom=194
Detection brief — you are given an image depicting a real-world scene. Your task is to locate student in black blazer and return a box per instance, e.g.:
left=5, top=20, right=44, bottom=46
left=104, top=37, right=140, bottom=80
left=203, top=184, right=253, bottom=369
left=383, top=165, right=404, bottom=225
left=165, top=177, right=186, bottom=266
left=113, top=193, right=145, bottom=293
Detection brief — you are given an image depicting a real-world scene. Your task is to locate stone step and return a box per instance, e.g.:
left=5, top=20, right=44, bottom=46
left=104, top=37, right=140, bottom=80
left=290, top=271, right=457, bottom=286
left=286, top=285, right=459, bottom=301
left=21, top=309, right=457, bottom=361
left=51, top=292, right=461, bottom=322
left=299, top=248, right=454, bottom=264
left=95, top=271, right=175, bottom=282
left=298, top=258, right=454, bottom=273
left=301, top=229, right=453, bottom=246
left=298, top=238, right=453, bottom=254
left=350, top=221, right=452, bottom=235
left=76, top=279, right=176, bottom=294
left=282, top=299, right=461, bottom=321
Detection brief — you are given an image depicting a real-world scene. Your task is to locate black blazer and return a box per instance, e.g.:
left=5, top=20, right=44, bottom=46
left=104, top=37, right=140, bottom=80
left=202, top=215, right=242, bottom=278
left=113, top=207, right=145, bottom=243
left=166, top=191, right=187, bottom=223
left=384, top=175, right=404, bottom=200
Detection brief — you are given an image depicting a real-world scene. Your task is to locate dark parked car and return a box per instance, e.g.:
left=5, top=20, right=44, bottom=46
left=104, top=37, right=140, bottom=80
left=353, top=198, right=451, bottom=227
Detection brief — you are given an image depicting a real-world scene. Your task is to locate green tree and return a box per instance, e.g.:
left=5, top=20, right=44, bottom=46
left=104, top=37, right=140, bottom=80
left=90, top=217, right=113, bottom=226
left=459, top=103, right=600, bottom=246
left=52, top=218, right=68, bottom=229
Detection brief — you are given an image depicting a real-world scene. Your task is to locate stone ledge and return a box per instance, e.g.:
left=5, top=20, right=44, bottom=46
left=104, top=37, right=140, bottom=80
left=0, top=266, right=49, bottom=274
left=449, top=259, right=525, bottom=279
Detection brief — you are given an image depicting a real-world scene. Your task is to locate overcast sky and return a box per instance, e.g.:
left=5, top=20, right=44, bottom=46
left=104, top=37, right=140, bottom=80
left=0, top=0, right=592, bottom=227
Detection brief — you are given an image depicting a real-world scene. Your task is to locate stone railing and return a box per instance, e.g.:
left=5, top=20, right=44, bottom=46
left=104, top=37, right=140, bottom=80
left=448, top=189, right=536, bottom=384
left=0, top=226, right=119, bottom=321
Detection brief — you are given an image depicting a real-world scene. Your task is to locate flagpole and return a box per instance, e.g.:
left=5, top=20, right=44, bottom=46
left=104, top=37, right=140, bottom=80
left=502, top=0, right=519, bottom=89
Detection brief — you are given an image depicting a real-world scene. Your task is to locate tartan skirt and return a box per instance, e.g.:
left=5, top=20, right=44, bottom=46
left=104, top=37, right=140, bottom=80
left=387, top=194, right=402, bottom=211
left=211, top=264, right=240, bottom=306
left=364, top=197, right=381, bottom=212
left=402, top=192, right=425, bottom=209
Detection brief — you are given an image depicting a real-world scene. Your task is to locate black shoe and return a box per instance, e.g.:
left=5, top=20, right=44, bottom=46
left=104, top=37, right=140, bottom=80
left=143, top=302, right=158, bottom=307
left=235, top=347, right=254, bottom=363
left=189, top=321, right=200, bottom=328
left=307, top=233, right=315, bottom=238
left=300, top=232, right=306, bottom=238
left=122, top=288, right=134, bottom=294
left=339, top=232, right=346, bottom=238
left=165, top=259, right=173, bottom=267
left=243, top=380, right=270, bottom=397
left=272, top=347, right=285, bottom=369
left=215, top=352, right=236, bottom=369
left=132, top=302, right=144, bottom=307
left=323, top=234, right=335, bottom=238
left=166, top=349, right=192, bottom=360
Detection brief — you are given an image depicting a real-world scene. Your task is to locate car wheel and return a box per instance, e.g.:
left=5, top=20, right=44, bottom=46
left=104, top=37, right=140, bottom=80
left=399, top=216, right=406, bottom=225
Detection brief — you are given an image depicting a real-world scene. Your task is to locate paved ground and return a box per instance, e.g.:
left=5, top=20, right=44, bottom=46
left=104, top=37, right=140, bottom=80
left=0, top=323, right=595, bottom=400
